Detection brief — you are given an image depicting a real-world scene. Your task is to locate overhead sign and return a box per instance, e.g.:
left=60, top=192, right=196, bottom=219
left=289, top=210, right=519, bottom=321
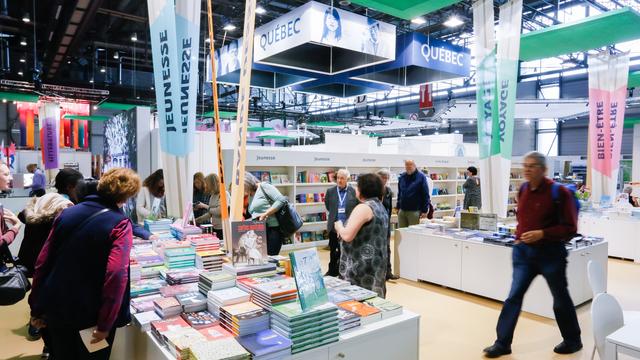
left=419, top=83, right=433, bottom=109
left=254, top=1, right=396, bottom=75
left=412, top=35, right=471, bottom=77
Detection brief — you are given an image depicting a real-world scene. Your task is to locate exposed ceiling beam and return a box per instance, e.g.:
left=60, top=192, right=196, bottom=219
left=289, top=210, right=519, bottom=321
left=97, top=7, right=146, bottom=23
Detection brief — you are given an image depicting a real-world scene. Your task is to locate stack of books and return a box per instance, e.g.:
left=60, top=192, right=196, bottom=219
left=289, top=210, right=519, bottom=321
left=337, top=300, right=382, bottom=325
left=237, top=329, right=292, bottom=360
left=130, top=278, right=166, bottom=298
left=364, top=297, right=403, bottom=319
left=140, top=265, right=166, bottom=279
left=176, top=292, right=208, bottom=312
left=198, top=324, right=233, bottom=342
left=150, top=316, right=190, bottom=346
left=186, top=338, right=250, bottom=360
left=336, top=307, right=361, bottom=333
left=195, top=250, right=225, bottom=272
left=165, top=268, right=201, bottom=285
left=164, top=246, right=196, bottom=269
left=207, top=287, right=251, bottom=317
left=270, top=301, right=339, bottom=354
left=132, top=310, right=161, bottom=332
left=144, top=218, right=173, bottom=233
left=160, top=283, right=198, bottom=298
left=188, top=234, right=220, bottom=252
left=199, top=271, right=236, bottom=295
left=170, top=222, right=203, bottom=240
left=154, top=297, right=182, bottom=318
left=236, top=274, right=286, bottom=295
left=181, top=310, right=219, bottom=329
left=133, top=253, right=165, bottom=268
left=237, top=274, right=298, bottom=310
left=323, top=276, right=351, bottom=290
left=222, top=263, right=277, bottom=277
left=327, top=288, right=354, bottom=305
left=335, top=285, right=378, bottom=302
left=219, top=302, right=270, bottom=337
left=165, top=327, right=207, bottom=360
left=131, top=294, right=162, bottom=313
left=130, top=263, right=142, bottom=282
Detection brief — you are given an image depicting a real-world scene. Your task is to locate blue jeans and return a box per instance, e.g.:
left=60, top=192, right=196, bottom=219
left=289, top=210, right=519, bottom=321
left=496, top=242, right=581, bottom=348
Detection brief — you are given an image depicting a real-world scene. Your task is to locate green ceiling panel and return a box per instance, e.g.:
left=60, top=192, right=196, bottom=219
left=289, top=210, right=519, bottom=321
left=625, top=118, right=640, bottom=128
left=63, top=114, right=110, bottom=121
left=98, top=102, right=136, bottom=111
left=0, top=91, right=39, bottom=103
left=520, top=8, right=640, bottom=61
left=629, top=71, right=640, bottom=88
left=349, top=0, right=461, bottom=20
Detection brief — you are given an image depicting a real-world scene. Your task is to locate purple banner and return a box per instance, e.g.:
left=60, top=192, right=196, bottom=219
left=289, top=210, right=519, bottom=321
left=42, top=116, right=59, bottom=169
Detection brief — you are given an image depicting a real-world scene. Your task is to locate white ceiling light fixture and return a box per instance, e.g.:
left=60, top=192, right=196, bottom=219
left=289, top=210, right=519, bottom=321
left=113, top=51, right=119, bottom=59
left=444, top=15, right=464, bottom=28
left=339, top=0, right=351, bottom=5
left=89, top=79, right=94, bottom=83
left=92, top=105, right=98, bottom=110
left=204, top=37, right=211, bottom=43
left=524, top=119, right=531, bottom=125
left=256, top=6, right=267, bottom=15
left=131, top=32, right=138, bottom=42
left=20, top=37, right=27, bottom=46
left=100, top=67, right=106, bottom=73
left=18, top=71, right=23, bottom=76
left=411, top=17, right=426, bottom=25
left=22, top=13, right=30, bottom=23
left=223, top=24, right=236, bottom=31
left=468, top=120, right=475, bottom=124
left=19, top=58, right=26, bottom=63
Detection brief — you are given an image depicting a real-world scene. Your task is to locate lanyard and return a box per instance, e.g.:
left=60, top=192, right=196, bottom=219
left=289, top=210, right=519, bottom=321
left=338, top=188, right=347, bottom=208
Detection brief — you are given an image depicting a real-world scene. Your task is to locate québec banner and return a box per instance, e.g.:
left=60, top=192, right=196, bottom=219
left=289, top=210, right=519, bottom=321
left=473, top=0, right=522, bottom=218
left=38, top=102, right=60, bottom=170
left=147, top=0, right=200, bottom=157
left=588, top=53, right=629, bottom=203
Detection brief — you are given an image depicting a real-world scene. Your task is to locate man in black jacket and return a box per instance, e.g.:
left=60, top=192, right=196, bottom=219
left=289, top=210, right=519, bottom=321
left=324, top=169, right=359, bottom=276
left=397, top=160, right=430, bottom=227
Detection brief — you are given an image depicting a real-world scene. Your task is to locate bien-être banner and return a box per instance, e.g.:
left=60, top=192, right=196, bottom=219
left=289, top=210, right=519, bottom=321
left=588, top=53, right=629, bottom=203
left=147, top=0, right=200, bottom=157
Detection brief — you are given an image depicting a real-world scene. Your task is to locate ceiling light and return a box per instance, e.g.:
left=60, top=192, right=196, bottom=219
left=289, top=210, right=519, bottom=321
left=22, top=13, right=30, bottom=23
left=89, top=79, right=94, bottom=83
left=444, top=15, right=464, bottom=28
left=468, top=120, right=474, bottom=124
left=525, top=119, right=531, bottom=125
left=1, top=99, right=6, bottom=103
left=411, top=17, right=426, bottom=25
left=96, top=48, right=105, bottom=52
left=92, top=105, right=98, bottom=110
left=18, top=71, right=23, bottom=76
left=204, top=37, right=211, bottom=43
left=19, top=58, right=26, bottom=63
left=20, top=37, right=27, bottom=46
left=131, top=32, right=138, bottom=42
left=255, top=6, right=266, bottom=15
left=150, top=86, right=154, bottom=90
left=67, top=60, right=71, bottom=64
left=434, top=131, right=440, bottom=135
left=113, top=51, right=119, bottom=59
left=339, top=0, right=352, bottom=5
left=454, top=130, right=460, bottom=134
left=223, top=24, right=236, bottom=31
left=100, top=67, right=106, bottom=73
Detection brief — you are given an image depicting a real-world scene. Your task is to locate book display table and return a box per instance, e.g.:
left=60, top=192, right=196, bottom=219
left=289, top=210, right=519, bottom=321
left=578, top=211, right=640, bottom=263
left=395, top=226, right=608, bottom=319
left=112, top=310, right=420, bottom=360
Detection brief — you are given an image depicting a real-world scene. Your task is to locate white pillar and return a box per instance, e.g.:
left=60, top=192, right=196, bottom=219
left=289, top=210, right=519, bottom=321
left=633, top=123, right=640, bottom=182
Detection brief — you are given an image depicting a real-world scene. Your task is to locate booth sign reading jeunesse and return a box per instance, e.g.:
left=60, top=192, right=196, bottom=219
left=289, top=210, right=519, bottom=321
left=253, top=1, right=396, bottom=75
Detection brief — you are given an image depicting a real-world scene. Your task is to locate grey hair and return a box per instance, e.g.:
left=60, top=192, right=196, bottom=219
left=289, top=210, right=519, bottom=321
left=523, top=151, right=547, bottom=169
left=623, top=186, right=633, bottom=194
left=337, top=168, right=350, bottom=179
left=244, top=172, right=259, bottom=193
left=376, top=168, right=390, bottom=178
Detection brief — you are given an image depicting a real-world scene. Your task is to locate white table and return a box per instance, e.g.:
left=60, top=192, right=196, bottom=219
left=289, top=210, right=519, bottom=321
left=395, top=227, right=608, bottom=318
left=112, top=310, right=420, bottom=360
left=578, top=212, right=640, bottom=263
left=605, top=321, right=640, bottom=359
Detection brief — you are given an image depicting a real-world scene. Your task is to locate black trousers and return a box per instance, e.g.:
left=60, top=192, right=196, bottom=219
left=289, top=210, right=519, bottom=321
left=47, top=326, right=116, bottom=360
left=266, top=226, right=283, bottom=256
left=327, top=231, right=341, bottom=277
left=495, top=242, right=581, bottom=348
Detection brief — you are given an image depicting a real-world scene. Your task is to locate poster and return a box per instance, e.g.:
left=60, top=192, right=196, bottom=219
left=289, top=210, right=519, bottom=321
left=103, top=109, right=137, bottom=172
left=231, top=220, right=267, bottom=266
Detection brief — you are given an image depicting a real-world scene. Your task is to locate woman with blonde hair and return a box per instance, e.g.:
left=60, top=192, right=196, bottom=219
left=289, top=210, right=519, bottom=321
left=196, top=173, right=229, bottom=240
left=193, top=172, right=210, bottom=218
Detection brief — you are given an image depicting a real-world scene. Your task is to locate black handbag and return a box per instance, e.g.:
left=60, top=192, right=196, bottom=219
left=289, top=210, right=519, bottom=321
left=0, top=243, right=31, bottom=306
left=261, top=185, right=303, bottom=237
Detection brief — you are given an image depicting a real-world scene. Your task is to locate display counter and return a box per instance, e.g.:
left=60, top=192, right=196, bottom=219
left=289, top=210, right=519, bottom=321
left=112, top=310, right=420, bottom=360
left=578, top=210, right=640, bottom=263
left=395, top=226, right=608, bottom=319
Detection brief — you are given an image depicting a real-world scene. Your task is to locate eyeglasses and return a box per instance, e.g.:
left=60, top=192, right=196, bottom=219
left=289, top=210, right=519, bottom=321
left=523, top=164, right=542, bottom=169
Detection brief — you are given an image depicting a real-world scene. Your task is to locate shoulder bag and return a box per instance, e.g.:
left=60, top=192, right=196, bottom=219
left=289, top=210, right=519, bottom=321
left=0, top=242, right=31, bottom=306
left=261, top=184, right=303, bottom=236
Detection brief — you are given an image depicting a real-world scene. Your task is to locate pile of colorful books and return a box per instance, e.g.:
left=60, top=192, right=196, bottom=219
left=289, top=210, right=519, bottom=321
left=219, top=302, right=270, bottom=337
left=165, top=268, right=201, bottom=285
left=176, top=292, right=208, bottom=312
left=207, top=287, right=251, bottom=317
left=237, top=329, right=292, bottom=360
left=195, top=250, right=225, bottom=272
left=337, top=300, right=381, bottom=326
left=144, top=218, right=173, bottom=233
left=180, top=311, right=219, bottom=330
left=198, top=271, right=236, bottom=295
left=270, top=301, right=339, bottom=354
left=164, top=246, right=196, bottom=269
left=170, top=222, right=203, bottom=240
left=153, top=296, right=182, bottom=318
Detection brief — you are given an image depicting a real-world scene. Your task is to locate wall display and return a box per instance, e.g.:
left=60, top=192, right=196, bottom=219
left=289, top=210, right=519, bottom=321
left=103, top=109, right=137, bottom=172
left=588, top=53, right=629, bottom=203
left=473, top=0, right=523, bottom=218
left=254, top=1, right=396, bottom=75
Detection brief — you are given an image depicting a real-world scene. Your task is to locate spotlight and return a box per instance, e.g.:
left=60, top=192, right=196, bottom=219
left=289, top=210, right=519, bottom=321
left=223, top=24, right=236, bottom=31
left=444, top=15, right=464, bottom=28
left=100, top=67, right=106, bottom=73
left=19, top=58, right=26, bottom=63
left=468, top=120, right=474, bottom=124
left=18, top=71, right=23, bottom=76
left=256, top=6, right=266, bottom=15
left=89, top=79, right=94, bottom=83
left=524, top=119, right=531, bottom=125
left=113, top=51, right=119, bottom=59
left=131, top=32, right=138, bottom=42
left=411, top=17, right=426, bottom=25
left=93, top=105, right=98, bottom=110
left=20, top=37, right=27, bottom=46
left=22, top=13, right=30, bottom=23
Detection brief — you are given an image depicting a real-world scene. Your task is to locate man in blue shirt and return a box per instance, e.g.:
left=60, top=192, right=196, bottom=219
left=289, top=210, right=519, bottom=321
left=27, top=164, right=46, bottom=197
left=396, top=160, right=430, bottom=228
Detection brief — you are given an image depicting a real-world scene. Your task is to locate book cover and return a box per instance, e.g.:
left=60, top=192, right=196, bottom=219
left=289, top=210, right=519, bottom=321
left=289, top=248, right=328, bottom=311
left=153, top=297, right=180, bottom=310
left=237, top=329, right=292, bottom=357
left=336, top=285, right=378, bottom=301
left=198, top=324, right=233, bottom=341
left=150, top=316, right=190, bottom=334
left=181, top=311, right=219, bottom=329
left=231, top=220, right=268, bottom=266
left=188, top=338, right=250, bottom=359
left=271, top=301, right=337, bottom=322
left=338, top=300, right=381, bottom=318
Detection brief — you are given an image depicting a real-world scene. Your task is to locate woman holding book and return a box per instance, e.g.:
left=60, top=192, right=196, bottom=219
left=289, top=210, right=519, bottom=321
left=193, top=172, right=210, bottom=219
left=136, top=169, right=166, bottom=223
left=196, top=173, right=229, bottom=240
left=244, top=172, right=286, bottom=255
left=29, top=168, right=141, bottom=360
left=334, top=173, right=389, bottom=298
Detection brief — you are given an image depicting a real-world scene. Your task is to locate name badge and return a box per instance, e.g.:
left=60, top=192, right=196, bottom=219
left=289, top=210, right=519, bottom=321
left=338, top=208, right=346, bottom=214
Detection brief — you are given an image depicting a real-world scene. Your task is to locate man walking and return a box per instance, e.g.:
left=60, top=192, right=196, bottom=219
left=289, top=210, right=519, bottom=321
left=324, top=169, right=359, bottom=277
left=27, top=163, right=46, bottom=197
left=483, top=151, right=582, bottom=358
left=396, top=160, right=430, bottom=228
left=377, top=169, right=399, bottom=281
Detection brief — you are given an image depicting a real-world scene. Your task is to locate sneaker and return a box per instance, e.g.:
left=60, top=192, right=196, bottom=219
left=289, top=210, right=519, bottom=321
left=386, top=274, right=400, bottom=281
left=482, top=344, right=512, bottom=358
left=27, top=323, right=41, bottom=341
left=553, top=341, right=583, bottom=354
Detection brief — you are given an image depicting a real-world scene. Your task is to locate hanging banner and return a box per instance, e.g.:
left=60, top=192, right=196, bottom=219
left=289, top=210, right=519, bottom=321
left=419, top=83, right=433, bottom=110
left=38, top=102, right=61, bottom=170
left=230, top=0, right=258, bottom=220
left=588, top=53, right=629, bottom=203
left=17, top=102, right=37, bottom=148
left=473, top=0, right=522, bottom=217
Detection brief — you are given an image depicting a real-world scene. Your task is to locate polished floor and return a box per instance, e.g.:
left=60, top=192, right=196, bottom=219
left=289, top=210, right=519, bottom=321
left=1, top=242, right=639, bottom=360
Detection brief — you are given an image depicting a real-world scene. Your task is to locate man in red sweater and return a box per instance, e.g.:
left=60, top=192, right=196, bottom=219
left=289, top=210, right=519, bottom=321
left=483, top=151, right=582, bottom=358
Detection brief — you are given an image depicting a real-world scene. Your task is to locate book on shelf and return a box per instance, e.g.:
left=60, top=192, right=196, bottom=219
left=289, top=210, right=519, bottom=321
left=231, top=220, right=268, bottom=267
left=290, top=248, right=328, bottom=311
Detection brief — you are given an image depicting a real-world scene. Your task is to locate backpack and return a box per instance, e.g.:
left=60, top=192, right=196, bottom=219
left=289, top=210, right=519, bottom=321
left=519, top=181, right=581, bottom=219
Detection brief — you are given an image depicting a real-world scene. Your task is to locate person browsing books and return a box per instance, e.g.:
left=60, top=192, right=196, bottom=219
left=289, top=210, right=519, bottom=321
left=54, top=168, right=84, bottom=204
left=196, top=173, right=230, bottom=240
left=244, top=172, right=287, bottom=255
left=324, top=169, right=359, bottom=277
left=334, top=173, right=389, bottom=298
left=463, top=166, right=482, bottom=210
left=193, top=172, right=211, bottom=219
left=28, top=168, right=141, bottom=360
left=136, top=169, right=167, bottom=224
left=483, top=152, right=582, bottom=358
left=396, top=160, right=430, bottom=228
